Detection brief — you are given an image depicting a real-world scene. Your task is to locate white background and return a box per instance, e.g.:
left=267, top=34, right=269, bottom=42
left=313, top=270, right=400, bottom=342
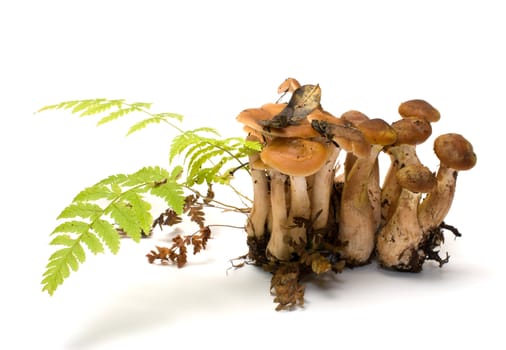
left=1, top=1, right=504, bottom=349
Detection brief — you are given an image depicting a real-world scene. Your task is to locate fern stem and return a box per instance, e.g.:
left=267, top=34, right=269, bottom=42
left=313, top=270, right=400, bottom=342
left=190, top=224, right=246, bottom=236
left=227, top=183, right=253, bottom=205
left=184, top=186, right=250, bottom=213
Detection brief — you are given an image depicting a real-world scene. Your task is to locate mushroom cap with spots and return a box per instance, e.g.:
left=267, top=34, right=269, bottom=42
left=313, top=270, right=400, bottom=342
left=434, top=133, right=477, bottom=171
left=398, top=99, right=440, bottom=122
left=391, top=117, right=432, bottom=146
left=396, top=165, right=437, bottom=193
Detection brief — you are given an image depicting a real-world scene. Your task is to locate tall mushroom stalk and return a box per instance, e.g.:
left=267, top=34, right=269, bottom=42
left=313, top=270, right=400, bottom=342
left=265, top=170, right=290, bottom=260
left=338, top=119, right=397, bottom=265
left=245, top=136, right=271, bottom=239
left=376, top=165, right=437, bottom=271
left=418, top=133, right=477, bottom=232
left=339, top=110, right=382, bottom=229
left=310, top=143, right=340, bottom=230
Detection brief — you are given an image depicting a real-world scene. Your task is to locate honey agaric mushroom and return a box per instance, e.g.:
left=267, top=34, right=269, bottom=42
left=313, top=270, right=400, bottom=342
left=376, top=164, right=437, bottom=271
left=245, top=135, right=270, bottom=239
left=339, top=118, right=397, bottom=265
left=260, top=137, right=329, bottom=260
left=380, top=117, right=432, bottom=225
left=339, top=110, right=382, bottom=229
left=418, top=133, right=477, bottom=233
left=277, top=77, right=301, bottom=94
left=398, top=99, right=441, bottom=122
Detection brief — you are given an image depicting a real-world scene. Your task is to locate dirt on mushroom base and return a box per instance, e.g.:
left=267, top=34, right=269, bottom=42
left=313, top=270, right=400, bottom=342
left=245, top=205, right=462, bottom=311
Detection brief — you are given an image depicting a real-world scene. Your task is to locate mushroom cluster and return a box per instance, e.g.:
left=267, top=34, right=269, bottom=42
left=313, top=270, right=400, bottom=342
left=236, top=79, right=476, bottom=274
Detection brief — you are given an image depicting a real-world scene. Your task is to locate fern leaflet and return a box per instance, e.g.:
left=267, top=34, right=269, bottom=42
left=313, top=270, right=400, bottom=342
left=170, top=129, right=261, bottom=185
left=42, top=166, right=185, bottom=295
left=38, top=99, right=181, bottom=134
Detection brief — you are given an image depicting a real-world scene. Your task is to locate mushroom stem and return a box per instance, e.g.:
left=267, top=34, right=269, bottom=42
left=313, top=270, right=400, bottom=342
left=381, top=144, right=421, bottom=224
left=245, top=151, right=271, bottom=238
left=266, top=170, right=290, bottom=260
left=369, top=158, right=381, bottom=230
left=339, top=144, right=383, bottom=265
left=418, top=165, right=456, bottom=232
left=310, top=143, right=340, bottom=230
left=376, top=188, right=425, bottom=271
left=287, top=175, right=311, bottom=245
left=376, top=164, right=436, bottom=271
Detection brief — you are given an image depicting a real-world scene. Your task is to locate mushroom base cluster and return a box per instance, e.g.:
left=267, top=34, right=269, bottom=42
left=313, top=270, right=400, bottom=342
left=236, top=78, right=476, bottom=310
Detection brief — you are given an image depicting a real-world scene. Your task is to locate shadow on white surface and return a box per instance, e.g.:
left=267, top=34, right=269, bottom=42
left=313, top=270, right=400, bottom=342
left=62, top=237, right=494, bottom=350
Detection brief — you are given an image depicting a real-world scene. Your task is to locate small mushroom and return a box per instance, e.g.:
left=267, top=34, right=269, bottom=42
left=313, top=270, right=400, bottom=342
left=381, top=100, right=438, bottom=225
left=380, top=117, right=432, bottom=225
left=376, top=164, right=437, bottom=271
left=260, top=137, right=329, bottom=260
left=278, top=77, right=301, bottom=94
left=339, top=118, right=397, bottom=265
left=418, top=133, right=477, bottom=232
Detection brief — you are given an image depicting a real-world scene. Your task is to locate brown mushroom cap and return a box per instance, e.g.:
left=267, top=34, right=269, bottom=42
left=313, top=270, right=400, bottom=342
left=434, top=133, right=477, bottom=170
left=396, top=164, right=437, bottom=193
left=341, top=110, right=369, bottom=125
left=306, top=108, right=341, bottom=124
left=278, top=78, right=301, bottom=94
left=250, top=157, right=272, bottom=171
left=236, top=103, right=286, bottom=131
left=260, top=137, right=329, bottom=177
left=236, top=103, right=320, bottom=139
left=398, top=99, right=440, bottom=122
left=356, top=118, right=397, bottom=146
left=391, top=117, right=432, bottom=146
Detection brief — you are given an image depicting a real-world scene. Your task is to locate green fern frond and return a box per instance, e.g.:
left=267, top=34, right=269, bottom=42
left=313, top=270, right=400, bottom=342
left=38, top=99, right=185, bottom=136
left=126, top=112, right=185, bottom=136
left=168, top=128, right=261, bottom=186
left=42, top=166, right=185, bottom=295
left=96, top=106, right=139, bottom=126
